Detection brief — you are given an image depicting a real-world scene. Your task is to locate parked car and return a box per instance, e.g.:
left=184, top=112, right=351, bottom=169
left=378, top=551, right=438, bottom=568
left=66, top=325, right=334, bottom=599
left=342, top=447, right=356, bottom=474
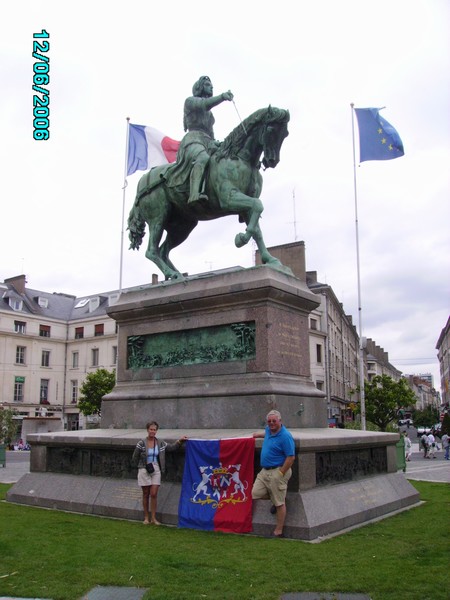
left=398, top=418, right=413, bottom=427
left=416, top=426, right=432, bottom=436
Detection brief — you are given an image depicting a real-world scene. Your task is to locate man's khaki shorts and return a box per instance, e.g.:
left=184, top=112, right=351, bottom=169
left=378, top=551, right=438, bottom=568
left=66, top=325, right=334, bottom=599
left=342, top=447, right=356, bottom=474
left=251, top=467, right=292, bottom=507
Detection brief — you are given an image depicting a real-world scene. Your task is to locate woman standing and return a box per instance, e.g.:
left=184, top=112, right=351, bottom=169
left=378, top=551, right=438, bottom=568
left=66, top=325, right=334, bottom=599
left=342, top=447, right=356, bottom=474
left=132, top=421, right=186, bottom=525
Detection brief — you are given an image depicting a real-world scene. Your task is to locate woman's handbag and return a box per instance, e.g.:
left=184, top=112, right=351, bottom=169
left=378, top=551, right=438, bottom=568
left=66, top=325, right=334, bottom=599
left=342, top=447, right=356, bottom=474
left=145, top=439, right=158, bottom=474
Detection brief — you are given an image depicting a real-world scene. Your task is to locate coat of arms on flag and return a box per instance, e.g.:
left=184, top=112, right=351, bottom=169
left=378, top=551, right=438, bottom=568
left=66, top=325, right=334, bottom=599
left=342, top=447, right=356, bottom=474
left=178, top=437, right=255, bottom=534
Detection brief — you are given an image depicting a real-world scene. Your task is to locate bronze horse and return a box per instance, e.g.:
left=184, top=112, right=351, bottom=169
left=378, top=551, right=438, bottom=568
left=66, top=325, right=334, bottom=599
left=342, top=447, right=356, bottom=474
left=128, top=106, right=290, bottom=280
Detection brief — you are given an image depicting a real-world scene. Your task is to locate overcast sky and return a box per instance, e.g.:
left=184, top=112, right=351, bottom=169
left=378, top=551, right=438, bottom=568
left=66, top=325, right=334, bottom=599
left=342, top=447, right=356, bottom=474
left=2, top=1, right=449, bottom=390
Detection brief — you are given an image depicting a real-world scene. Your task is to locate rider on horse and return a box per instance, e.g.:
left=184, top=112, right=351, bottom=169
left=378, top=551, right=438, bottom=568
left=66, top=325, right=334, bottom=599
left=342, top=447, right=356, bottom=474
left=169, top=76, right=233, bottom=204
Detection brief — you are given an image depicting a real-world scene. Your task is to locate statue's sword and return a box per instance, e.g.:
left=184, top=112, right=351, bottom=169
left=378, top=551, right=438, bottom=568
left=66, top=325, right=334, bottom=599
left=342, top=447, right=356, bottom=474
left=232, top=100, right=247, bottom=135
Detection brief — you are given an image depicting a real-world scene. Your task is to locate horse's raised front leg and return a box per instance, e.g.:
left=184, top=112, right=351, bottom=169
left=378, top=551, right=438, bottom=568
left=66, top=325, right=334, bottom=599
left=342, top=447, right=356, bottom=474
left=221, top=188, right=264, bottom=248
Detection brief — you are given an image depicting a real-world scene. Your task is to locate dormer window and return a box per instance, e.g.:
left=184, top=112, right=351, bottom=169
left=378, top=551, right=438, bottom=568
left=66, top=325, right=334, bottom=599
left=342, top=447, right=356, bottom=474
left=89, top=297, right=100, bottom=312
left=108, top=293, right=120, bottom=306
left=37, top=296, right=49, bottom=308
left=74, top=298, right=89, bottom=309
left=9, top=298, right=23, bottom=311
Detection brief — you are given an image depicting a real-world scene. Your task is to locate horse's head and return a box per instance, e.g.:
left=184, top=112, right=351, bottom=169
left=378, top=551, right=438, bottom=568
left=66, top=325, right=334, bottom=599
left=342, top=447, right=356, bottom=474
left=216, top=106, right=290, bottom=168
left=261, top=106, right=290, bottom=169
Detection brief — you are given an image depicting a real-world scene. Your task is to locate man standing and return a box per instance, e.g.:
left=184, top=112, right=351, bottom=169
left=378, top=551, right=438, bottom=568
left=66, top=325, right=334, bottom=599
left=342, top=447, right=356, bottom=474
left=427, top=431, right=437, bottom=459
left=421, top=433, right=429, bottom=458
left=252, top=410, right=295, bottom=537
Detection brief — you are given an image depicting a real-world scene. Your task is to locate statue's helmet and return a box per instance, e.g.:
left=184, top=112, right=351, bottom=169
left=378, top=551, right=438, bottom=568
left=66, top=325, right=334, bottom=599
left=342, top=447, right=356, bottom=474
left=192, top=76, right=211, bottom=97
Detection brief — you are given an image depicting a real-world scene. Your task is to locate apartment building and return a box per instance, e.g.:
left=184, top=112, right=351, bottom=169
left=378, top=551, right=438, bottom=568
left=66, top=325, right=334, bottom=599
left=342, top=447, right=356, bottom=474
left=306, top=271, right=360, bottom=423
left=0, top=275, right=118, bottom=431
left=363, top=338, right=402, bottom=382
left=436, top=316, right=450, bottom=408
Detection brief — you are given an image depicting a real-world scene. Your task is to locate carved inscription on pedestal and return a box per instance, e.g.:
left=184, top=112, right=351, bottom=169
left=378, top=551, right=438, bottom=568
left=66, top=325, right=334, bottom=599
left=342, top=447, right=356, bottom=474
left=47, top=447, right=136, bottom=479
left=277, top=322, right=303, bottom=360
left=46, top=446, right=185, bottom=482
left=113, top=485, right=142, bottom=502
left=316, top=447, right=387, bottom=486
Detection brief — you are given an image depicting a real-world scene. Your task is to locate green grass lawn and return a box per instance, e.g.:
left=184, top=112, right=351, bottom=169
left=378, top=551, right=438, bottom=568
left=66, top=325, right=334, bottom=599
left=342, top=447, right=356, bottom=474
left=1, top=481, right=449, bottom=600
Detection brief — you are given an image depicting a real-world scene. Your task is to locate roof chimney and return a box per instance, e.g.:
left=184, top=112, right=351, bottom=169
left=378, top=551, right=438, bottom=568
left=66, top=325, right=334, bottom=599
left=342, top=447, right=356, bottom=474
left=4, top=274, right=27, bottom=294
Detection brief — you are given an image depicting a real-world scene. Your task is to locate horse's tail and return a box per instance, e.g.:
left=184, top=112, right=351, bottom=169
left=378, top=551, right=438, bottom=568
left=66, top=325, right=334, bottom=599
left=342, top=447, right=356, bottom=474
left=128, top=202, right=146, bottom=250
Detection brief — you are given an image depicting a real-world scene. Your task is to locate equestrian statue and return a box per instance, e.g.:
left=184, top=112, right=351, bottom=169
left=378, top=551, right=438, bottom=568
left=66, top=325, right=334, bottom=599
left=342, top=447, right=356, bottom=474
left=128, top=75, right=290, bottom=280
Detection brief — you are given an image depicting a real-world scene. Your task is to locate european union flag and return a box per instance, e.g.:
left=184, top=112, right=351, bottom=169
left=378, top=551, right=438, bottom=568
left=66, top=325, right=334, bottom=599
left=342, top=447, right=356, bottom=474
left=354, top=107, right=404, bottom=162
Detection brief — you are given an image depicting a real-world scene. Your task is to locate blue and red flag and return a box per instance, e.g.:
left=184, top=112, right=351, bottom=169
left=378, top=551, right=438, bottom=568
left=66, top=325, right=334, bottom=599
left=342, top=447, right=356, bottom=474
left=178, top=437, right=255, bottom=534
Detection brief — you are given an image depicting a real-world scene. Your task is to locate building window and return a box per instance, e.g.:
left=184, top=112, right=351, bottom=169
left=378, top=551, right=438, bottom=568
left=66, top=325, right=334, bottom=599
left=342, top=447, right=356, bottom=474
left=94, top=323, right=104, bottom=337
left=112, top=346, right=118, bottom=365
left=40, top=379, right=49, bottom=404
left=72, top=351, right=79, bottom=368
left=71, top=380, right=78, bottom=404
left=16, top=346, right=26, bottom=364
left=14, top=377, right=25, bottom=402
left=89, top=297, right=101, bottom=312
left=75, top=327, right=84, bottom=339
left=37, top=296, right=48, bottom=308
left=316, top=381, right=324, bottom=391
left=316, top=344, right=322, bottom=364
left=9, top=298, right=23, bottom=311
left=91, top=348, right=99, bottom=367
left=41, top=350, right=50, bottom=367
left=39, top=324, right=51, bottom=337
left=14, top=320, right=26, bottom=334
left=310, top=318, right=318, bottom=330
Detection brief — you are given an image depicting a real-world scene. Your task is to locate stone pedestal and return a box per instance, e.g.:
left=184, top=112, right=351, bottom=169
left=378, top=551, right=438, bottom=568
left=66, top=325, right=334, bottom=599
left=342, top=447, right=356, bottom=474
left=102, top=266, right=326, bottom=429
left=7, top=427, right=420, bottom=541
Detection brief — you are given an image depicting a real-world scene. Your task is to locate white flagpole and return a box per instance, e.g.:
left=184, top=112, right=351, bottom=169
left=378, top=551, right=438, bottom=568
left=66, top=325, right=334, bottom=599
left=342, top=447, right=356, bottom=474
left=350, top=103, right=366, bottom=430
left=119, top=117, right=130, bottom=292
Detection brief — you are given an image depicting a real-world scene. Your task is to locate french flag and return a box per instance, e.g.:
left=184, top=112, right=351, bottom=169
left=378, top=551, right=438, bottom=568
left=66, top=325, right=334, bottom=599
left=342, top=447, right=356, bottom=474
left=178, top=437, right=255, bottom=534
left=127, top=123, right=180, bottom=176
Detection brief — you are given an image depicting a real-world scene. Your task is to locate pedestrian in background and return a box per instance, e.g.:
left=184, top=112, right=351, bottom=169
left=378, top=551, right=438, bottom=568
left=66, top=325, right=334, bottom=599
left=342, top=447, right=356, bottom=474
left=427, top=431, right=437, bottom=459
left=403, top=432, right=412, bottom=461
left=420, top=433, right=429, bottom=458
left=441, top=431, right=449, bottom=460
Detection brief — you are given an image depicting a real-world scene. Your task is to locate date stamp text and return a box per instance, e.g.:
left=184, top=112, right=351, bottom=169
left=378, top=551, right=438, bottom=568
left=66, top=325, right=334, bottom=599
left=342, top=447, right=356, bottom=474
left=32, top=30, right=50, bottom=140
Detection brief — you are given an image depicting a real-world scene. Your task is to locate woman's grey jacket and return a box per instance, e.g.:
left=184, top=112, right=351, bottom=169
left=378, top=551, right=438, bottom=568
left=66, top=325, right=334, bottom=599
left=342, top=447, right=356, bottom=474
left=132, top=438, right=181, bottom=473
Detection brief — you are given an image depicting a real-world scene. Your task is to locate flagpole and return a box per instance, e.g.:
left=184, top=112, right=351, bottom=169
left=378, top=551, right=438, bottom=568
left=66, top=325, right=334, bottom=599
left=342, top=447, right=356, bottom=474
left=350, top=103, right=366, bottom=430
left=119, top=117, right=130, bottom=292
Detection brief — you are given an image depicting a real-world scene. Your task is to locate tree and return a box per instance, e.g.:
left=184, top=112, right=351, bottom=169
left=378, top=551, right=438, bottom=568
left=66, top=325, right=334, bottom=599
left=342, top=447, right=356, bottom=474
left=354, top=375, right=417, bottom=431
left=412, top=405, right=440, bottom=427
left=78, top=369, right=115, bottom=417
left=0, top=408, right=19, bottom=445
left=441, top=413, right=450, bottom=436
